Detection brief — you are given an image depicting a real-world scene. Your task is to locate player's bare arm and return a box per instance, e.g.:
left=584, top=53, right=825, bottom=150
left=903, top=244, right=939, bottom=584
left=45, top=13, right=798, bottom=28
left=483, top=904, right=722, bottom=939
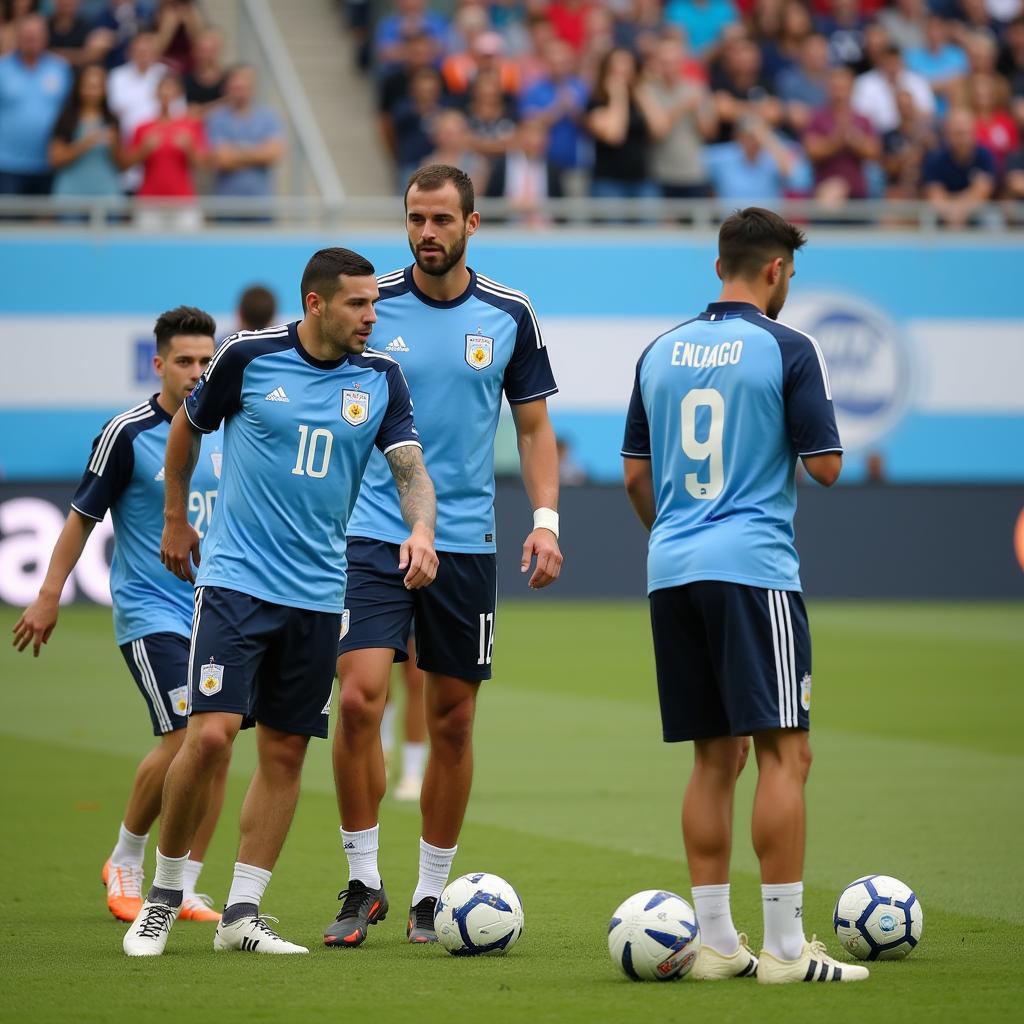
left=623, top=457, right=656, bottom=531
left=386, top=442, right=439, bottom=590
left=11, top=510, right=95, bottom=656
left=510, top=398, right=563, bottom=589
left=801, top=452, right=842, bottom=487
left=161, top=407, right=203, bottom=583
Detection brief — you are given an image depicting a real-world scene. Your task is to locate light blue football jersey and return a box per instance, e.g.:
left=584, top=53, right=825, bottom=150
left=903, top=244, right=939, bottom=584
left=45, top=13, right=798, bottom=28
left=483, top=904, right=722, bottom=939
left=346, top=266, right=558, bottom=553
left=185, top=322, right=421, bottom=613
left=72, top=396, right=222, bottom=644
left=622, top=301, right=842, bottom=594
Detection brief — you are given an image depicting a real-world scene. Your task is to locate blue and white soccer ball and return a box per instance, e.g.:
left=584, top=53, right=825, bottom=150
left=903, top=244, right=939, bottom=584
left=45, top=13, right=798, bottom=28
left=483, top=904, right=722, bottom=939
left=434, top=873, right=523, bottom=956
left=833, top=875, right=923, bottom=960
left=607, top=890, right=701, bottom=981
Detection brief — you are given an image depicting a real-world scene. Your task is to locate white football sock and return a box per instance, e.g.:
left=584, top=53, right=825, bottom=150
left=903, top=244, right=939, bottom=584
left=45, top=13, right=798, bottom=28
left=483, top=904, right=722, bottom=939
left=402, top=741, right=426, bottom=781
left=412, top=837, right=456, bottom=905
left=182, top=858, right=203, bottom=897
left=762, top=881, right=805, bottom=961
left=153, top=848, right=189, bottom=892
left=342, top=825, right=381, bottom=889
left=110, top=822, right=147, bottom=868
left=380, top=703, right=396, bottom=757
left=226, top=862, right=272, bottom=909
left=692, top=883, right=739, bottom=955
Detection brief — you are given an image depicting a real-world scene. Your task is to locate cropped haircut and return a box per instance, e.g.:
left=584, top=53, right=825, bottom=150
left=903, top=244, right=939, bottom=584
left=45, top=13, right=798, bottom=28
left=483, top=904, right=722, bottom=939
left=237, top=284, right=277, bottom=331
left=405, top=163, right=475, bottom=220
left=153, top=306, right=217, bottom=354
left=299, top=247, right=376, bottom=312
left=718, top=207, right=807, bottom=280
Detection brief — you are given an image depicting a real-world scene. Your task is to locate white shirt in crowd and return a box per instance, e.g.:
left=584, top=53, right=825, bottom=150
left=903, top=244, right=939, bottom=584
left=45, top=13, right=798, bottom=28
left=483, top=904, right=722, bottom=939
left=851, top=68, right=936, bottom=135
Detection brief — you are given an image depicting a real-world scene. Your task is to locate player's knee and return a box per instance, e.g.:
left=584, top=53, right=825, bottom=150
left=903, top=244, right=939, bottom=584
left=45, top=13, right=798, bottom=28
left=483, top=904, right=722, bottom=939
left=262, top=734, right=308, bottom=779
left=339, top=682, right=385, bottom=736
left=430, top=697, right=475, bottom=755
left=188, top=719, right=234, bottom=765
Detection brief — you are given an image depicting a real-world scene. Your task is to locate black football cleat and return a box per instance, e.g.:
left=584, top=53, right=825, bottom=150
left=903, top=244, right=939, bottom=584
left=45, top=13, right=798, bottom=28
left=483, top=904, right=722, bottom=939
left=407, top=896, right=439, bottom=943
left=323, top=880, right=389, bottom=948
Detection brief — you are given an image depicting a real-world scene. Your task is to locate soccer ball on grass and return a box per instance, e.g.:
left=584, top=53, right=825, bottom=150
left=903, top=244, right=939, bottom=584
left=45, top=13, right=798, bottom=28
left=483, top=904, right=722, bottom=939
left=607, top=890, right=701, bottom=981
left=833, top=874, right=923, bottom=960
left=434, top=872, right=523, bottom=956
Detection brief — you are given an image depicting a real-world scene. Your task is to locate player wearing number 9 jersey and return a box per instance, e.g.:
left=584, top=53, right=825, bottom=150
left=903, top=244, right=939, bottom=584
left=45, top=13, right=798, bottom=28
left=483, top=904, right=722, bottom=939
left=623, top=209, right=865, bottom=986
left=122, top=248, right=437, bottom=959
left=11, top=307, right=228, bottom=926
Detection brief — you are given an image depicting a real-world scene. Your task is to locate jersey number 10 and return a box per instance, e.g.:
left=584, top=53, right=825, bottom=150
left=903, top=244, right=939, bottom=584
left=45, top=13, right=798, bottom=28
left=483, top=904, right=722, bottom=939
left=292, top=424, right=333, bottom=479
left=680, top=388, right=724, bottom=500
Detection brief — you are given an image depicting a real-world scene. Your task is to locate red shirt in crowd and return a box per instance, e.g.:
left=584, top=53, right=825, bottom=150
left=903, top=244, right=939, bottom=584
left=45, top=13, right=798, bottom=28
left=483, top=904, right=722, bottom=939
left=975, top=112, right=1019, bottom=170
left=805, top=106, right=877, bottom=199
left=132, top=115, right=206, bottom=198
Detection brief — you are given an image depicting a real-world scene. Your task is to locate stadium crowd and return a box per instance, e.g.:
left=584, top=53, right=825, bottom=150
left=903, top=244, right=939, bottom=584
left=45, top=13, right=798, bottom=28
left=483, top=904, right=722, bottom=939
left=360, top=0, right=1024, bottom=225
left=0, top=0, right=284, bottom=225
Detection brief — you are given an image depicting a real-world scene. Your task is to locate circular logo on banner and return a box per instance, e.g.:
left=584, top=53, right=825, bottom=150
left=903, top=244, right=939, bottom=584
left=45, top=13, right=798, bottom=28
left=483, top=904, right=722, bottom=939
left=784, top=294, right=908, bottom=452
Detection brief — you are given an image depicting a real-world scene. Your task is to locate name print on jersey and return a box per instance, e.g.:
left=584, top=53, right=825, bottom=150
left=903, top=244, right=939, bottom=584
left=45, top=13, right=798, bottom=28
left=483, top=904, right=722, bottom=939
left=671, top=340, right=744, bottom=368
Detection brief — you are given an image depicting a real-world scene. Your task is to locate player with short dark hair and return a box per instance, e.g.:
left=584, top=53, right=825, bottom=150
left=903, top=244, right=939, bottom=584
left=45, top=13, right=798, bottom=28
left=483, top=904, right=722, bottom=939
left=13, top=305, right=227, bottom=926
left=322, top=164, right=562, bottom=949
left=236, top=284, right=277, bottom=332
left=622, top=207, right=867, bottom=985
left=123, top=247, right=438, bottom=957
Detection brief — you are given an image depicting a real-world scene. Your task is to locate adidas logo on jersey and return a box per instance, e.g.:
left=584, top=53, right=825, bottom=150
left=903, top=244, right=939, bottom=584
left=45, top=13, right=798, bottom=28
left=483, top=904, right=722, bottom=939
left=265, top=387, right=289, bottom=402
left=385, top=336, right=410, bottom=352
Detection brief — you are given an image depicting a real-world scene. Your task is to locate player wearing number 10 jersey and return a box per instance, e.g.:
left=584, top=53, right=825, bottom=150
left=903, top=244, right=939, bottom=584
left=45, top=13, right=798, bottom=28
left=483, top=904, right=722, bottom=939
left=623, top=208, right=865, bottom=986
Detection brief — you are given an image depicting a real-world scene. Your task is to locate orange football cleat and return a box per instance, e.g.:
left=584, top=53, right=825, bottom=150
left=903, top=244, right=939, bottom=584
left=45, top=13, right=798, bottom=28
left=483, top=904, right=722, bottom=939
left=106, top=861, right=145, bottom=922
left=180, top=894, right=222, bottom=922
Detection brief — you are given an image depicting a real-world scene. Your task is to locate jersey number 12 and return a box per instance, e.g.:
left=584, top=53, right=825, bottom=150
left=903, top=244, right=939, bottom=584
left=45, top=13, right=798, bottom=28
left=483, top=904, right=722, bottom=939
left=680, top=388, right=724, bottom=500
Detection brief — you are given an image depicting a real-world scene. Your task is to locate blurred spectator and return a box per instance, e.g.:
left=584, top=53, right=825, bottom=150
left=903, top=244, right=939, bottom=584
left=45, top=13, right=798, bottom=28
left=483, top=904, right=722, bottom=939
left=126, top=71, right=205, bottom=229
left=49, top=62, right=125, bottom=201
left=485, top=116, right=564, bottom=225
left=48, top=0, right=100, bottom=67
left=206, top=65, right=284, bottom=202
left=955, top=0, right=1001, bottom=40
left=443, top=28, right=521, bottom=98
left=804, top=65, right=881, bottom=204
left=758, top=0, right=815, bottom=82
left=426, top=109, right=484, bottom=186
left=817, top=0, right=869, bottom=70
left=704, top=113, right=810, bottom=199
left=375, top=0, right=448, bottom=72
left=545, top=0, right=592, bottom=53
left=556, top=436, right=588, bottom=485
left=614, top=0, right=666, bottom=55
left=882, top=86, right=938, bottom=197
left=1004, top=140, right=1024, bottom=199
left=517, top=12, right=557, bottom=88
left=152, top=0, right=203, bottom=75
left=964, top=70, right=1019, bottom=168
left=777, top=32, right=831, bottom=135
left=580, top=3, right=617, bottom=79
left=665, top=0, right=739, bottom=57
left=963, top=27, right=999, bottom=74
left=864, top=451, right=887, bottom=484
left=91, top=1, right=157, bottom=70
left=0, top=0, right=39, bottom=56
left=378, top=29, right=441, bottom=155
left=519, top=38, right=589, bottom=179
left=922, top=107, right=996, bottom=226
left=108, top=30, right=165, bottom=141
left=905, top=14, right=969, bottom=113
left=878, top=0, right=927, bottom=53
left=711, top=35, right=782, bottom=142
left=183, top=27, right=226, bottom=114
left=465, top=68, right=518, bottom=160
left=585, top=47, right=661, bottom=199
left=391, top=66, right=448, bottom=185
left=852, top=42, right=935, bottom=134
left=645, top=34, right=714, bottom=198
left=237, top=284, right=277, bottom=332
left=997, top=16, right=1024, bottom=123
left=0, top=14, right=71, bottom=195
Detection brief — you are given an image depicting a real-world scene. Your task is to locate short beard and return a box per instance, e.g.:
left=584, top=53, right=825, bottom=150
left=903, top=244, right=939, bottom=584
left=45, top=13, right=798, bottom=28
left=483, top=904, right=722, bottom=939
left=410, top=232, right=467, bottom=277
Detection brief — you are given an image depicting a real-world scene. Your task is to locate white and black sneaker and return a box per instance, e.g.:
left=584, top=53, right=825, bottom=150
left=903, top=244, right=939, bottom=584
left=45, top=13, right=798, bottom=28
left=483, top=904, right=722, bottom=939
left=758, top=936, right=869, bottom=984
left=123, top=896, right=181, bottom=957
left=214, top=913, right=308, bottom=954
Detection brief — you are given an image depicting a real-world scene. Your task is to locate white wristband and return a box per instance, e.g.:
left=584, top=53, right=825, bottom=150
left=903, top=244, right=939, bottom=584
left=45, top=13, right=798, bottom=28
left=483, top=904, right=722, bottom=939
left=533, top=507, right=559, bottom=539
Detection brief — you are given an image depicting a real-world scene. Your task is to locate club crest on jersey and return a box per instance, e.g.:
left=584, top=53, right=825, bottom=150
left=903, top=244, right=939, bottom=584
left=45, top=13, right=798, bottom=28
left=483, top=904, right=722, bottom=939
left=342, top=388, right=370, bottom=426
left=339, top=609, right=350, bottom=641
left=168, top=685, right=190, bottom=716
left=210, top=452, right=222, bottom=479
left=800, top=672, right=812, bottom=711
left=199, top=661, right=223, bottom=697
left=465, top=334, right=493, bottom=371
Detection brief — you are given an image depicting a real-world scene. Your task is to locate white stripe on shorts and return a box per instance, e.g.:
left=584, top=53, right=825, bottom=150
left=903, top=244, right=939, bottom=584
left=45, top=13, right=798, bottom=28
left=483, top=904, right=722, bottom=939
left=186, top=586, right=205, bottom=713
left=132, top=638, right=172, bottom=733
left=780, top=591, right=798, bottom=727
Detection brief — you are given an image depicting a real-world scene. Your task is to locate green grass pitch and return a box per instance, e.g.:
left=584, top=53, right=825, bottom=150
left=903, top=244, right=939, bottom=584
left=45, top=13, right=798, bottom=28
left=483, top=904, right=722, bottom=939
left=0, top=601, right=1020, bottom=1023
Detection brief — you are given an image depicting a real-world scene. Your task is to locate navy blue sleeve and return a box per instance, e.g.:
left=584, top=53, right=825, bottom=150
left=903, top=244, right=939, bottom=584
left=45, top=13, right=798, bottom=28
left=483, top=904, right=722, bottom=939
left=620, top=353, right=651, bottom=459
left=502, top=306, right=558, bottom=405
left=185, top=337, right=245, bottom=433
left=70, top=419, right=135, bottom=521
left=375, top=362, right=422, bottom=455
left=779, top=330, right=843, bottom=457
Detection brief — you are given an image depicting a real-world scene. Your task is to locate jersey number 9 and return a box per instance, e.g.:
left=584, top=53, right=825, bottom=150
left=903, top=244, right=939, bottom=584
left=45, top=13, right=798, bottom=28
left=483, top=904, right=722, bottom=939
left=680, top=388, right=724, bottom=500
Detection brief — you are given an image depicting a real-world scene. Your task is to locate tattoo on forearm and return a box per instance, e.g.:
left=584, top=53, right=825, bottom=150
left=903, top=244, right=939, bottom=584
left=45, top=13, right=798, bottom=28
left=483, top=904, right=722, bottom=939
left=386, top=445, right=436, bottom=532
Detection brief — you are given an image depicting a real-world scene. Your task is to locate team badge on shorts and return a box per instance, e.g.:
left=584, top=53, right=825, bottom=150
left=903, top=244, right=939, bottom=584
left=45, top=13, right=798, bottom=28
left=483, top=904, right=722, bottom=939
left=199, top=661, right=224, bottom=697
left=168, top=685, right=190, bottom=716
left=800, top=672, right=812, bottom=711
left=465, top=334, right=493, bottom=371
left=342, top=388, right=369, bottom=425
left=339, top=609, right=350, bottom=640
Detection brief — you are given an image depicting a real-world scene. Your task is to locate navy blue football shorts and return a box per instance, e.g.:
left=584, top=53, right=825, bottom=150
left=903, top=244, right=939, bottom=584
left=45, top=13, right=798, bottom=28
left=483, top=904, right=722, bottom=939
left=338, top=537, right=497, bottom=681
left=188, top=586, right=341, bottom=739
left=649, top=581, right=812, bottom=742
left=119, top=632, right=192, bottom=737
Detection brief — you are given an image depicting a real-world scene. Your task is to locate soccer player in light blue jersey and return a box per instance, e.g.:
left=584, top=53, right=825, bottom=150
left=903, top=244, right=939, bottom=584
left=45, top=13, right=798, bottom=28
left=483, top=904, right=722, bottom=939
left=12, top=307, right=228, bottom=926
left=623, top=208, right=868, bottom=985
left=123, top=248, right=438, bottom=958
left=324, top=164, right=563, bottom=949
